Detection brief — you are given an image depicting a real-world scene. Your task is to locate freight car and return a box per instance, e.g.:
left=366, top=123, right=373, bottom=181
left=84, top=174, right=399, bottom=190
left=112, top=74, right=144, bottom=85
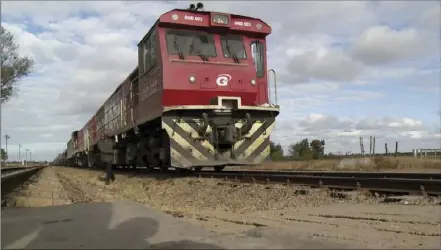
left=64, top=3, right=280, bottom=172
left=53, top=150, right=67, bottom=166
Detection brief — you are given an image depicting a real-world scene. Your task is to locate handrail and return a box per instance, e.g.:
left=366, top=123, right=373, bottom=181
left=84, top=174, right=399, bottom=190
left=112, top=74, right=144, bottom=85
left=268, top=69, right=278, bottom=105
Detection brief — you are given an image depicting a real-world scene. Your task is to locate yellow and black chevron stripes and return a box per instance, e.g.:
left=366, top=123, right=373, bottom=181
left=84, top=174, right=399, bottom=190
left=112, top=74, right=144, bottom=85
left=162, top=116, right=276, bottom=168
left=162, top=118, right=214, bottom=168
left=233, top=119, right=275, bottom=163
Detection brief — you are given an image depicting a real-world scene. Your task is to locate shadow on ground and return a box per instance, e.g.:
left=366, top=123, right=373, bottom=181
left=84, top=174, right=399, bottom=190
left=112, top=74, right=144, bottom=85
left=1, top=200, right=224, bottom=249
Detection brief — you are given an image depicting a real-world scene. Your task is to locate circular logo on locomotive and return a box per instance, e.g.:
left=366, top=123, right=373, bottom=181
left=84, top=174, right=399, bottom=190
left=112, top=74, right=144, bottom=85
left=216, top=74, right=232, bottom=86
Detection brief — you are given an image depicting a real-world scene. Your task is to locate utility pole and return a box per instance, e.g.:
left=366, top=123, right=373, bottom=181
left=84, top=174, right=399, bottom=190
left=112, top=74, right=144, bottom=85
left=372, top=137, right=376, bottom=156
left=4, top=134, right=10, bottom=160
left=359, top=137, right=365, bottom=156
left=385, top=143, right=388, bottom=155
left=369, top=136, right=373, bottom=156
left=25, top=149, right=29, bottom=167
left=18, top=144, right=22, bottom=161
left=395, top=141, right=398, bottom=157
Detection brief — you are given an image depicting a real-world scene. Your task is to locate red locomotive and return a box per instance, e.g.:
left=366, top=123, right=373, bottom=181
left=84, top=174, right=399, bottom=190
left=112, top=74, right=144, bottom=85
left=63, top=3, right=280, bottom=172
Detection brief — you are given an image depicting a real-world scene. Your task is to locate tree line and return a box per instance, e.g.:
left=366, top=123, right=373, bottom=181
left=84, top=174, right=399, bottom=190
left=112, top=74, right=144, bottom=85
left=269, top=138, right=421, bottom=161
left=270, top=138, right=325, bottom=161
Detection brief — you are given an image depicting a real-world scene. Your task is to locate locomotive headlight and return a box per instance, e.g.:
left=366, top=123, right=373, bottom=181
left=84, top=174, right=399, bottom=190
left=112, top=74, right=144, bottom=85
left=250, top=79, right=256, bottom=85
left=189, top=76, right=196, bottom=83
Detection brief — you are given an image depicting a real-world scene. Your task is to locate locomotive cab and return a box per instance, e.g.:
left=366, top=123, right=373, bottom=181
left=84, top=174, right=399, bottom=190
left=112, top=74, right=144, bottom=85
left=157, top=8, right=273, bottom=107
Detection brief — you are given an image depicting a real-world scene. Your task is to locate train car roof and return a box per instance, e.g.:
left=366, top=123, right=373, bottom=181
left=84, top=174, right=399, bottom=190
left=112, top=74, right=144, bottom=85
left=101, top=66, right=138, bottom=107
left=74, top=65, right=138, bottom=134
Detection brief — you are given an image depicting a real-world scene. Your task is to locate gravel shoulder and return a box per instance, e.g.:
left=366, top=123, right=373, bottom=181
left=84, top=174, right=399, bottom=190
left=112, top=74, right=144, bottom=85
left=9, top=166, right=441, bottom=249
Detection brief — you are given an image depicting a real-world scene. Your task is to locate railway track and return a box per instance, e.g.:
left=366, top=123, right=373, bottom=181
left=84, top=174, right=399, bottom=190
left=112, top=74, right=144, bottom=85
left=193, top=170, right=441, bottom=196
left=1, top=166, right=45, bottom=205
left=200, top=169, right=441, bottom=180
left=65, top=165, right=441, bottom=196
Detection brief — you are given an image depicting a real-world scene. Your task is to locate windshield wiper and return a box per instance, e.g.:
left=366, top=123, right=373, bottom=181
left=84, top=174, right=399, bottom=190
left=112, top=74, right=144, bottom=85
left=174, top=36, right=184, bottom=60
left=198, top=53, right=208, bottom=62
left=225, top=40, right=239, bottom=64
left=189, top=37, right=209, bottom=62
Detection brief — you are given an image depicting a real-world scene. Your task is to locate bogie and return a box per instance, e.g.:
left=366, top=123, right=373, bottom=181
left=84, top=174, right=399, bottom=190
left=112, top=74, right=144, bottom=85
left=214, top=166, right=225, bottom=172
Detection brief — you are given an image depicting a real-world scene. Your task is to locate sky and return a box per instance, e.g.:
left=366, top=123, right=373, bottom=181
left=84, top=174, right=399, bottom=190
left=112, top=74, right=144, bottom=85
left=1, top=1, right=440, bottom=161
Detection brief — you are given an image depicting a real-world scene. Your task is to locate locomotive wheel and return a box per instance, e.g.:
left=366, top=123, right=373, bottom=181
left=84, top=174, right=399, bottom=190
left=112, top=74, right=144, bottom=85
left=159, top=129, right=170, bottom=173
left=159, top=161, right=168, bottom=172
left=158, top=151, right=168, bottom=173
left=87, top=151, right=96, bottom=168
left=145, top=164, right=154, bottom=173
left=214, top=166, right=224, bottom=172
left=177, top=168, right=189, bottom=174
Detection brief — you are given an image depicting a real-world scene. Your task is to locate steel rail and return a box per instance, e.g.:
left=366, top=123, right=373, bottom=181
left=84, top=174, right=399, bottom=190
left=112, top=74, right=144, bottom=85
left=1, top=167, right=30, bottom=174
left=202, top=170, right=441, bottom=180
left=193, top=171, right=441, bottom=195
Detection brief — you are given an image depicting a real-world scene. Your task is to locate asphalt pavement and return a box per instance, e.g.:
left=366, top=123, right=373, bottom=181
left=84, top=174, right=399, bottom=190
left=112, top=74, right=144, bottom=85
left=1, top=200, right=352, bottom=249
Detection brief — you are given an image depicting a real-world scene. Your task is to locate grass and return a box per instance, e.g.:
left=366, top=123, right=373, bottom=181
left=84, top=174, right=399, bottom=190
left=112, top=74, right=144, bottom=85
left=227, top=156, right=441, bottom=172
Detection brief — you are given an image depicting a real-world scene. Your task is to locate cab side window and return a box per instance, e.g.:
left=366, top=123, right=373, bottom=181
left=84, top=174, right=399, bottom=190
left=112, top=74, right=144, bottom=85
left=250, top=41, right=264, bottom=78
left=139, top=29, right=157, bottom=75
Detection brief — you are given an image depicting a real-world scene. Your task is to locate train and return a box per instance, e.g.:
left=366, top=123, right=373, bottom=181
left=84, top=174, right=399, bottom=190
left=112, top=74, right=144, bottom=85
left=54, top=3, right=280, bottom=172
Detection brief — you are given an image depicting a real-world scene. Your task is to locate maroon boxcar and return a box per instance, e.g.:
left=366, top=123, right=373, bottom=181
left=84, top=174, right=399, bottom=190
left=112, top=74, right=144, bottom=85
left=65, top=3, right=280, bottom=172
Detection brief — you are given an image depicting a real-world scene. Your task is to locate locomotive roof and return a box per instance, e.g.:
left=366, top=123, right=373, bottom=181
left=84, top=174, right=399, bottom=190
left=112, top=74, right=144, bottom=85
left=168, top=8, right=271, bottom=25
left=138, top=8, right=271, bottom=46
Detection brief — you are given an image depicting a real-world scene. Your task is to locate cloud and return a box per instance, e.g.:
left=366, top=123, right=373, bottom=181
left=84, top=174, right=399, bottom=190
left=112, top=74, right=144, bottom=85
left=356, top=117, right=424, bottom=131
left=419, top=5, right=441, bottom=28
left=286, top=48, right=364, bottom=83
left=299, top=114, right=353, bottom=131
left=1, top=1, right=439, bottom=160
left=350, top=26, right=433, bottom=65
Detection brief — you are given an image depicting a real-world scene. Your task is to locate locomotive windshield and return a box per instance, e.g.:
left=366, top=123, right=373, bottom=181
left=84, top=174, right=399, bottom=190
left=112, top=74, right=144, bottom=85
left=165, top=29, right=217, bottom=58
left=220, top=35, right=247, bottom=60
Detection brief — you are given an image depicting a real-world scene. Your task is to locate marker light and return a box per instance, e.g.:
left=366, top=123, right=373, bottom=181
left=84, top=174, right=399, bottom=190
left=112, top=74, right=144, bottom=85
left=251, top=80, right=256, bottom=85
left=189, top=76, right=196, bottom=83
